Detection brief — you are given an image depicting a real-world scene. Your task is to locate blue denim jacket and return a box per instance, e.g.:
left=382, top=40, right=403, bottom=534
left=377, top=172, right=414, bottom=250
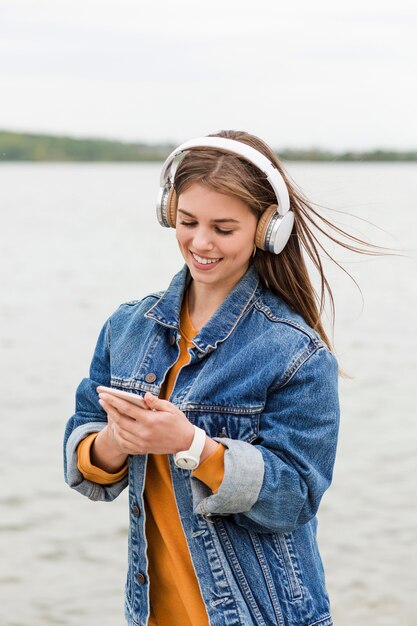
left=64, top=263, right=339, bottom=626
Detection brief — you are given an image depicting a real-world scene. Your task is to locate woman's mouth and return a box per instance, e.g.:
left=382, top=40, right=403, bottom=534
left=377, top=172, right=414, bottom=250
left=190, top=251, right=222, bottom=269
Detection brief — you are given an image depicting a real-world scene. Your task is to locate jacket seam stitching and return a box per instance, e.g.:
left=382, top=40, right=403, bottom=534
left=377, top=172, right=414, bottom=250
left=307, top=616, right=332, bottom=626
left=272, top=344, right=323, bottom=391
left=143, top=290, right=177, bottom=325
left=110, top=377, right=159, bottom=395
left=120, top=292, right=162, bottom=308
left=254, top=302, right=323, bottom=344
left=182, top=403, right=263, bottom=415
left=106, top=318, right=111, bottom=351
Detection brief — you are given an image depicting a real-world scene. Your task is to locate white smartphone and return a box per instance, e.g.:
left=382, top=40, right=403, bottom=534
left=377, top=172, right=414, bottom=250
left=96, top=386, right=148, bottom=409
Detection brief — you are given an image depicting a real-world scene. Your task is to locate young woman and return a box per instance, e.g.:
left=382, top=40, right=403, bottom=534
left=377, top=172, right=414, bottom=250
left=64, top=130, right=364, bottom=626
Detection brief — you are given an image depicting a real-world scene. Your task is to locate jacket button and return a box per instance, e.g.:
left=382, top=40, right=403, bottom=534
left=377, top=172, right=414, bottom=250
left=169, top=335, right=176, bottom=345
left=132, top=505, right=141, bottom=517
left=136, top=572, right=146, bottom=585
left=145, top=373, right=157, bottom=383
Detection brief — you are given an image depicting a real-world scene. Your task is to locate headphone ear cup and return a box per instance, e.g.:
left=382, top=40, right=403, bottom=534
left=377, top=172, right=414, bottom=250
left=254, top=204, right=278, bottom=251
left=166, top=187, right=177, bottom=228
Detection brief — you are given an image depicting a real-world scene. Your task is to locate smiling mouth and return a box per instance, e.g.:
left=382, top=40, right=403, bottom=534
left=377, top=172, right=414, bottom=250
left=191, top=252, right=222, bottom=265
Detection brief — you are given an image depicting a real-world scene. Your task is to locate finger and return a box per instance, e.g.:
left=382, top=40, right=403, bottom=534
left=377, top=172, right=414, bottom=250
left=100, top=401, right=141, bottom=435
left=99, top=393, right=148, bottom=420
left=111, top=430, right=142, bottom=455
left=144, top=392, right=175, bottom=412
left=113, top=426, right=141, bottom=449
left=98, top=398, right=123, bottom=421
left=109, top=420, right=149, bottom=455
left=101, top=402, right=150, bottom=439
left=99, top=400, right=135, bottom=434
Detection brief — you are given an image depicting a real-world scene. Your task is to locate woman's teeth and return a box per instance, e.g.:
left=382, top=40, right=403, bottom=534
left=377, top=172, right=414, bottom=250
left=192, top=252, right=221, bottom=265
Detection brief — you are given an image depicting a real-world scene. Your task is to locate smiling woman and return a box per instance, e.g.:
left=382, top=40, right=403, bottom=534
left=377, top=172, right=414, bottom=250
left=64, top=130, right=384, bottom=626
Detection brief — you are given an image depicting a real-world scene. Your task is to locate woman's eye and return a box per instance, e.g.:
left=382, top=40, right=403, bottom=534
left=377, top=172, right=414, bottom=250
left=215, top=228, right=233, bottom=235
left=179, top=221, right=233, bottom=236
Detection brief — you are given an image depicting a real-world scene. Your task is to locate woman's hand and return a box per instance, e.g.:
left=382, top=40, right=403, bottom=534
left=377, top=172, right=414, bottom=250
left=98, top=391, right=196, bottom=456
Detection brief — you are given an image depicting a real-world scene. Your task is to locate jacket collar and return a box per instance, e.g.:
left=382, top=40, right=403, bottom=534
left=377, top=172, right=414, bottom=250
left=144, top=263, right=261, bottom=354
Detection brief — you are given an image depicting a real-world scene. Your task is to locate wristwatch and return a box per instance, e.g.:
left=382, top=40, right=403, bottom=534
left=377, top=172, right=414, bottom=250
left=174, top=425, right=207, bottom=470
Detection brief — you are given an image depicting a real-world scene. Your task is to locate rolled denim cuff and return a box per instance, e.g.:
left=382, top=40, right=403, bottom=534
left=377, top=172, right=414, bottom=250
left=65, top=422, right=128, bottom=501
left=190, top=438, right=264, bottom=518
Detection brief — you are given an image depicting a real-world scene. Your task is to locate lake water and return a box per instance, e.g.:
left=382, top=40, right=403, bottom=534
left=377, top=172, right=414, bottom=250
left=1, top=162, right=416, bottom=625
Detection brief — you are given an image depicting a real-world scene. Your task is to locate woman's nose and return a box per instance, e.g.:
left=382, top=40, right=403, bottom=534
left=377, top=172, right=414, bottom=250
left=192, top=228, right=214, bottom=251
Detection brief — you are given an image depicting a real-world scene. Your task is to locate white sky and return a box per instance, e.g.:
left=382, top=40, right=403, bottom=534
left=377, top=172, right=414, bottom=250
left=1, top=0, right=416, bottom=150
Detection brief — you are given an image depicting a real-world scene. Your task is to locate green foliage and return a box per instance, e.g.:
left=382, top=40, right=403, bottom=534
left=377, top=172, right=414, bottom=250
left=0, top=131, right=174, bottom=162
left=0, top=131, right=416, bottom=162
left=279, top=147, right=417, bottom=162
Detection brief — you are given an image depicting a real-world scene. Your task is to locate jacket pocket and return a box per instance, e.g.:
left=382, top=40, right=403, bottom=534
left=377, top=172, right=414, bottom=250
left=214, top=519, right=304, bottom=623
left=271, top=532, right=303, bottom=601
left=183, top=404, right=262, bottom=443
left=214, top=518, right=280, bottom=626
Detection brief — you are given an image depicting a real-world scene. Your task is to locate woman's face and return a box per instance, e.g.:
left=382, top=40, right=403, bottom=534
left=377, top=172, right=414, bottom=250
left=176, top=183, right=258, bottom=293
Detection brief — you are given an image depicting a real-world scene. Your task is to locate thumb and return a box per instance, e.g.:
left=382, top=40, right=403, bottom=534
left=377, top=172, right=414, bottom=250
left=144, top=392, right=173, bottom=411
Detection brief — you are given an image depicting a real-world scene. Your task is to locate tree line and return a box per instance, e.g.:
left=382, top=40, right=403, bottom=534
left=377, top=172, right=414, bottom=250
left=1, top=131, right=416, bottom=162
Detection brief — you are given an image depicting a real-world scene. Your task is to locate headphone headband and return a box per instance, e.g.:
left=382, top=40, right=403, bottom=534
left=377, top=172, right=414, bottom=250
left=160, top=137, right=290, bottom=216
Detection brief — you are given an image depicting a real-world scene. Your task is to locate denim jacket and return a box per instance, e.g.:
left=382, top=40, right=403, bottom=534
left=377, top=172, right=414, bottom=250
left=64, top=263, right=339, bottom=626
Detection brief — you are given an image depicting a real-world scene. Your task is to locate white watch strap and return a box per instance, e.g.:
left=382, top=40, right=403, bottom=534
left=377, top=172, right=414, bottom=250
left=174, top=426, right=206, bottom=469
left=188, top=425, right=206, bottom=458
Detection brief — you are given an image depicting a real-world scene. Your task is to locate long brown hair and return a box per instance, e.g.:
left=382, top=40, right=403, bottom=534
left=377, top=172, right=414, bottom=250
left=173, top=130, right=386, bottom=353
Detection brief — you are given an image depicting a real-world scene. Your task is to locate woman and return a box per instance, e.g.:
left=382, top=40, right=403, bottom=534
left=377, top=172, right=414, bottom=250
left=64, top=130, right=355, bottom=626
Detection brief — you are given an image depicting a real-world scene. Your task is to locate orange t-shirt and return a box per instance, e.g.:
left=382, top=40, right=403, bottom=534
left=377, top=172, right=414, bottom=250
left=77, top=291, right=226, bottom=625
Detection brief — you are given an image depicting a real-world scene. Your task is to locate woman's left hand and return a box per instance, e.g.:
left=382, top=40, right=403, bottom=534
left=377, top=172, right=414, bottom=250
left=98, top=391, right=196, bottom=455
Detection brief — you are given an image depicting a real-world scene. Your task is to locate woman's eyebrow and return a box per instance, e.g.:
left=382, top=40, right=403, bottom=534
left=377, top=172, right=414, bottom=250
left=178, top=208, right=240, bottom=224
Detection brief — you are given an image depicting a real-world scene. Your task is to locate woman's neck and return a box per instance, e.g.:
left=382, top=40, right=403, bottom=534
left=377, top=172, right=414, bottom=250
left=187, top=281, right=232, bottom=331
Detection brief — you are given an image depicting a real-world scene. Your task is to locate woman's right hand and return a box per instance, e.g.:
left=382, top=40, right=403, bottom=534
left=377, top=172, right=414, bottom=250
left=90, top=423, right=129, bottom=473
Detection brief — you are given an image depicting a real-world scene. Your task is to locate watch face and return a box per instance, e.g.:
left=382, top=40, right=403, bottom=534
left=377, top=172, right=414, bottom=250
left=175, top=455, right=199, bottom=470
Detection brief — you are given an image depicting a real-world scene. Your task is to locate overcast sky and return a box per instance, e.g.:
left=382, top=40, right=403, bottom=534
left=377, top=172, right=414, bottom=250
left=1, top=0, right=416, bottom=150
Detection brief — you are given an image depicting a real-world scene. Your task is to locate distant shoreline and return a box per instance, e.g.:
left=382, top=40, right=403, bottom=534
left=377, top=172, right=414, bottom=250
left=1, top=130, right=416, bottom=162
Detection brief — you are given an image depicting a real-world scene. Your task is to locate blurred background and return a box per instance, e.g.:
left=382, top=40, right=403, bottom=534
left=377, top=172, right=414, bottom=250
left=1, top=1, right=416, bottom=625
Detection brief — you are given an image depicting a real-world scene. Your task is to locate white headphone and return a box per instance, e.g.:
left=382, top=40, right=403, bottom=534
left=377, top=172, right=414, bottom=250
left=156, top=137, right=294, bottom=254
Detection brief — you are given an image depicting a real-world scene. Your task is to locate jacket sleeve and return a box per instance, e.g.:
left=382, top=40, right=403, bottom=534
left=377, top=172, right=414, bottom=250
left=63, top=317, right=129, bottom=502
left=190, top=346, right=340, bottom=533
